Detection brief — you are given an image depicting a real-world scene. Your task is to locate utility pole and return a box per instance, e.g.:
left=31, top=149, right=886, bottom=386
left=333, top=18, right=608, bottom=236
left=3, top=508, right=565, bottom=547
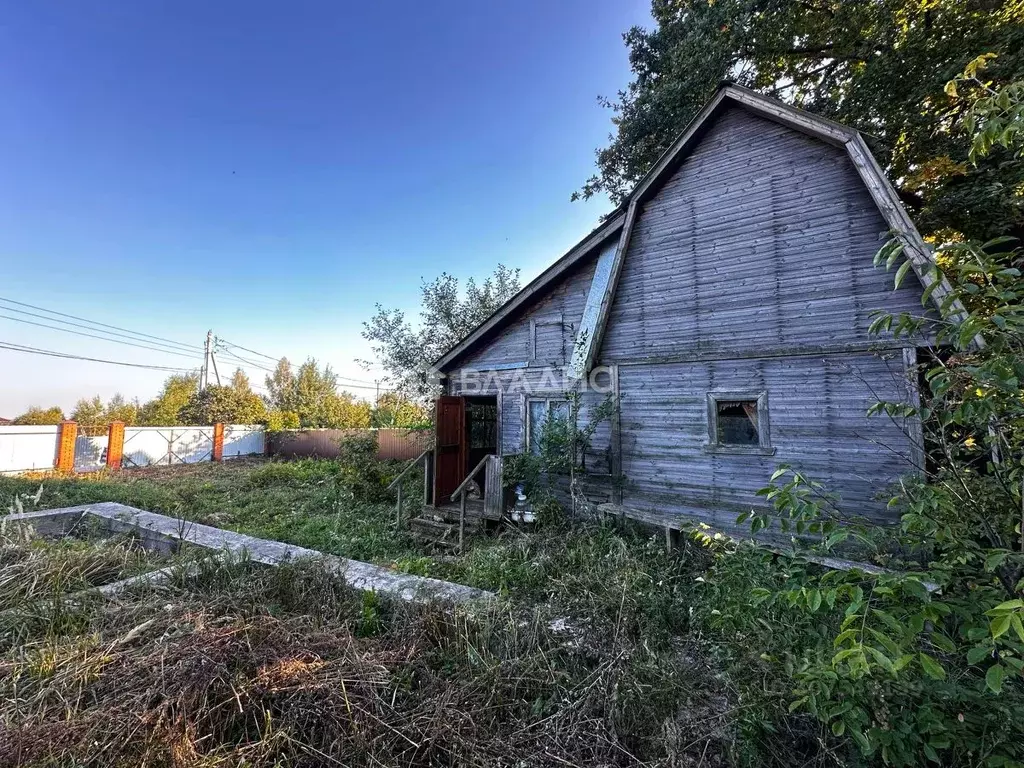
left=209, top=334, right=221, bottom=387
left=201, top=330, right=222, bottom=389
left=201, top=330, right=212, bottom=390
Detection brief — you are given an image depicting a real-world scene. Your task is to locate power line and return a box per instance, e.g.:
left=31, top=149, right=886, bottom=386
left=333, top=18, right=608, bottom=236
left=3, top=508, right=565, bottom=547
left=336, top=374, right=378, bottom=385
left=0, top=296, right=201, bottom=352
left=0, top=313, right=202, bottom=360
left=217, top=337, right=377, bottom=385
left=0, top=340, right=194, bottom=372
left=217, top=338, right=280, bottom=362
left=0, top=303, right=202, bottom=356
left=215, top=347, right=276, bottom=373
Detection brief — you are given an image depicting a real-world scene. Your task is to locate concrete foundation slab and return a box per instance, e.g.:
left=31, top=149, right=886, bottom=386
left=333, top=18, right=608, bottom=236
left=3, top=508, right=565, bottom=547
left=4, top=503, right=494, bottom=604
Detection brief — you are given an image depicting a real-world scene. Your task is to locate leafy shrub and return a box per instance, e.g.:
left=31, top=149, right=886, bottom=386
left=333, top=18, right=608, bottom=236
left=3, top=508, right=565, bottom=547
left=180, top=384, right=267, bottom=425
left=265, top=409, right=300, bottom=432
left=336, top=434, right=408, bottom=504
left=697, top=58, right=1024, bottom=767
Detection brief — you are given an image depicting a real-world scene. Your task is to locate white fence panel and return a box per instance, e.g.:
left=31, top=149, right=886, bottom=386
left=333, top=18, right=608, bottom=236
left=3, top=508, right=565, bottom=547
left=123, top=427, right=214, bottom=467
left=223, top=424, right=265, bottom=458
left=74, top=433, right=109, bottom=472
left=0, top=425, right=58, bottom=474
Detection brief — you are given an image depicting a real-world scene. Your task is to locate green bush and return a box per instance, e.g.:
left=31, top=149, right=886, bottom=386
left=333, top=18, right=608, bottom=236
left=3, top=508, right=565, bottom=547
left=694, top=59, right=1024, bottom=767
left=336, top=434, right=409, bottom=504
left=265, top=410, right=300, bottom=432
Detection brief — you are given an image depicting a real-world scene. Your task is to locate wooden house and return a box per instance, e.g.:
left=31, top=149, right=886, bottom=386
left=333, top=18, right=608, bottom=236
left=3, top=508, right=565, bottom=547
left=415, top=84, right=954, bottom=540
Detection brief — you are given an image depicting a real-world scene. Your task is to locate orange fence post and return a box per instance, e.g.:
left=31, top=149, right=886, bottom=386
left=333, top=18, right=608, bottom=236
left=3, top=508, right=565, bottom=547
left=212, top=423, right=225, bottom=462
left=56, top=420, right=78, bottom=473
left=106, top=421, right=125, bottom=469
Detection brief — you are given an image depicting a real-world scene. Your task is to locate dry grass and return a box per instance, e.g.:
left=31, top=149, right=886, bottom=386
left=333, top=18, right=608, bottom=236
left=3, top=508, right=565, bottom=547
left=0, top=543, right=734, bottom=768
left=0, top=462, right=836, bottom=766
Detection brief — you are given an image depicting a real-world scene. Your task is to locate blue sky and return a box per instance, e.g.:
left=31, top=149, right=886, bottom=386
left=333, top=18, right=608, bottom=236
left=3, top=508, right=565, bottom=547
left=0, top=0, right=652, bottom=415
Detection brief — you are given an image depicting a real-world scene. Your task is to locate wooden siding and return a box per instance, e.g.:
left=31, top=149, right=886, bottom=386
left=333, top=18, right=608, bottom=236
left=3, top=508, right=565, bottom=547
left=617, top=352, right=918, bottom=532
left=458, top=255, right=599, bottom=371
left=442, top=103, right=930, bottom=531
left=600, top=105, right=928, bottom=363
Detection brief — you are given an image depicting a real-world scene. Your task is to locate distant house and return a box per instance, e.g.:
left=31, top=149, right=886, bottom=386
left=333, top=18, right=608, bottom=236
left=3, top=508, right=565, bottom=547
left=0, top=418, right=11, bottom=426
left=424, top=84, right=954, bottom=536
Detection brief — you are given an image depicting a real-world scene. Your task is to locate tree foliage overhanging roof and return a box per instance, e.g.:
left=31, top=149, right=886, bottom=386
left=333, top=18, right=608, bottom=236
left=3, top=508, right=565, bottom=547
left=576, top=0, right=1024, bottom=244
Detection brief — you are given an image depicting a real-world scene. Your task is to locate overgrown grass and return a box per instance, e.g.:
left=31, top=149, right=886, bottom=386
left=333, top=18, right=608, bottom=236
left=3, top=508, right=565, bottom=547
left=0, top=459, right=420, bottom=564
left=0, top=460, right=850, bottom=765
left=0, top=537, right=735, bottom=766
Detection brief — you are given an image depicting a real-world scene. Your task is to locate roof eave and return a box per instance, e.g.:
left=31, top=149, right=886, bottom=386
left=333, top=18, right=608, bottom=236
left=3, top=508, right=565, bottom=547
left=434, top=212, right=626, bottom=373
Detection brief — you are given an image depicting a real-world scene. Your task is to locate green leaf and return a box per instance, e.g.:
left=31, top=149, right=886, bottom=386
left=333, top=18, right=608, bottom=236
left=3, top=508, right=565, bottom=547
left=834, top=629, right=858, bottom=648
left=1012, top=613, right=1024, bottom=644
left=894, top=258, right=913, bottom=288
left=808, top=589, right=822, bottom=612
left=920, top=276, right=941, bottom=307
left=967, top=645, right=991, bottom=665
left=866, top=645, right=896, bottom=674
left=850, top=728, right=872, bottom=754
left=991, top=614, right=1012, bottom=639
left=919, top=653, right=946, bottom=680
left=991, top=599, right=1024, bottom=613
left=986, top=663, right=1005, bottom=694
left=985, top=551, right=1010, bottom=571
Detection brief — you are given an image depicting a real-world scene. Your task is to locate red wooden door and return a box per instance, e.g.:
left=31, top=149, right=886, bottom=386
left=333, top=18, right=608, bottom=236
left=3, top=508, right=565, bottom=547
left=433, top=396, right=466, bottom=506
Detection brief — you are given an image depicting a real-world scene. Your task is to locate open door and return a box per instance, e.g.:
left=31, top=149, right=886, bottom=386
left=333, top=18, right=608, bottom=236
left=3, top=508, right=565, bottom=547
left=433, top=396, right=465, bottom=506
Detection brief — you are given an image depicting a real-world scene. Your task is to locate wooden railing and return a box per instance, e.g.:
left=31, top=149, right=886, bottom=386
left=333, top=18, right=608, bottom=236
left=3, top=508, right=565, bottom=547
left=451, top=454, right=503, bottom=553
left=388, top=448, right=433, bottom=529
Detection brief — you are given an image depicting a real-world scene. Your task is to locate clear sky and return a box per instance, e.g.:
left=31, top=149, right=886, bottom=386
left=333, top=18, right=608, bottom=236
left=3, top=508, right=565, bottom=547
left=0, top=0, right=652, bottom=416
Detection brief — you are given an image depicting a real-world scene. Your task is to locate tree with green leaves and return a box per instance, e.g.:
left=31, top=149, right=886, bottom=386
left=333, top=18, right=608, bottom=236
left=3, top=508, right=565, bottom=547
left=70, top=396, right=105, bottom=426
left=264, top=358, right=297, bottom=414
left=11, top=406, right=65, bottom=425
left=264, top=358, right=371, bottom=428
left=363, top=264, right=521, bottom=397
left=180, top=385, right=267, bottom=425
left=578, top=0, right=1024, bottom=242
left=370, top=392, right=429, bottom=428
left=71, top=394, right=138, bottom=426
left=137, top=374, right=198, bottom=426
left=721, top=57, right=1024, bottom=766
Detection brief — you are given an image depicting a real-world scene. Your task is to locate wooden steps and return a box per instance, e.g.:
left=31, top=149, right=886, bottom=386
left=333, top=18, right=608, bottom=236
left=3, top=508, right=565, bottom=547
left=408, top=501, right=489, bottom=549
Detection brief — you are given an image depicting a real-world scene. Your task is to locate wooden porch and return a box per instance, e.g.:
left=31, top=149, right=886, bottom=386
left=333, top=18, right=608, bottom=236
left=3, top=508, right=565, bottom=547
left=388, top=449, right=507, bottom=552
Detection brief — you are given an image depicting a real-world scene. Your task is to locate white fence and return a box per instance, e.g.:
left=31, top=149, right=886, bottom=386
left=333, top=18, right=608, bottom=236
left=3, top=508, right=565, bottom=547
left=224, top=424, right=266, bottom=458
left=122, top=426, right=216, bottom=467
left=0, top=425, right=59, bottom=474
left=0, top=423, right=266, bottom=474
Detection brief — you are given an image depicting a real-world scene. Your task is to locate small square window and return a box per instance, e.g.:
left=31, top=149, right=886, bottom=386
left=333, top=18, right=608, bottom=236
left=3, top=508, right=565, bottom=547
left=705, top=391, right=774, bottom=455
left=716, top=400, right=759, bottom=445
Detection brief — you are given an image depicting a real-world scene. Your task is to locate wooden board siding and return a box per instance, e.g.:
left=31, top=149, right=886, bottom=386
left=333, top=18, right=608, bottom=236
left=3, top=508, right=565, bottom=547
left=457, top=255, right=599, bottom=371
left=600, top=105, right=929, bottom=364
left=440, top=100, right=933, bottom=531
left=616, top=351, right=918, bottom=532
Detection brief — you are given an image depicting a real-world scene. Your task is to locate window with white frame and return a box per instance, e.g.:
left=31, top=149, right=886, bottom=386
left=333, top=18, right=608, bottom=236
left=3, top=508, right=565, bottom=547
left=527, top=397, right=570, bottom=455
left=705, top=391, right=774, bottom=455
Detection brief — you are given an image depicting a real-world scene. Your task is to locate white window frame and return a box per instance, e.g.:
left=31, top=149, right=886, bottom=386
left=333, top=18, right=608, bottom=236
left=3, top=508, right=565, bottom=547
left=704, top=390, right=775, bottom=456
left=524, top=396, right=571, bottom=455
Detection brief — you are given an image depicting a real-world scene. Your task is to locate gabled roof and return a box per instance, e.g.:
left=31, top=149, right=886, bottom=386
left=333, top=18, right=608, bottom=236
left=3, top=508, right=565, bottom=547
left=437, top=83, right=964, bottom=375
left=434, top=211, right=624, bottom=372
